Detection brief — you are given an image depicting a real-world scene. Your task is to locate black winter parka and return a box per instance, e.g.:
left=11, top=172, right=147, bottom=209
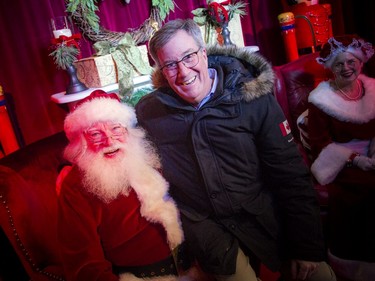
left=135, top=45, right=326, bottom=274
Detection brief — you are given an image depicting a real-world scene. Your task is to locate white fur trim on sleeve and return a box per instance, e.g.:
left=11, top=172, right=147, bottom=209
left=128, top=164, right=184, bottom=249
left=311, top=143, right=352, bottom=185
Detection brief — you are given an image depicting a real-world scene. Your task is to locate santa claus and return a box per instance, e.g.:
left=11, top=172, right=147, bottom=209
left=57, top=90, right=184, bottom=281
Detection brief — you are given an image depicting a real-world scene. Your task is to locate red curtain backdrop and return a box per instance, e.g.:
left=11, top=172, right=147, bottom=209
left=0, top=0, right=371, bottom=146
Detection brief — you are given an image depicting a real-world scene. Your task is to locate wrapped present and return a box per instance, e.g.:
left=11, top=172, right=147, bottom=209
left=73, top=44, right=151, bottom=90
left=74, top=54, right=117, bottom=88
left=92, top=35, right=153, bottom=98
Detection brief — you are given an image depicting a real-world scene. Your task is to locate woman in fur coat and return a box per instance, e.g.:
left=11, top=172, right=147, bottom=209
left=307, top=35, right=375, bottom=280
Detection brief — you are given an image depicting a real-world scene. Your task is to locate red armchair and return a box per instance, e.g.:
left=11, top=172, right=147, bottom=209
left=273, top=52, right=333, bottom=210
left=0, top=132, right=68, bottom=280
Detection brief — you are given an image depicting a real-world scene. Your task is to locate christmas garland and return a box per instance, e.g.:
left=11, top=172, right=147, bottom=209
left=65, top=0, right=175, bottom=45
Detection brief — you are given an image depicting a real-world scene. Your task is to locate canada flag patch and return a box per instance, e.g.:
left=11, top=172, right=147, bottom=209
left=279, top=120, right=291, bottom=136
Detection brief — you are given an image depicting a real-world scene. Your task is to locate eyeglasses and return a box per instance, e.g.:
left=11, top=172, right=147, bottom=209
left=160, top=48, right=201, bottom=77
left=84, top=123, right=126, bottom=145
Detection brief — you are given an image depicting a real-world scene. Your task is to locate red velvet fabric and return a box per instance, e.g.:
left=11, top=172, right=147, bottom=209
left=58, top=167, right=172, bottom=280
left=0, top=132, right=68, bottom=280
left=273, top=52, right=332, bottom=141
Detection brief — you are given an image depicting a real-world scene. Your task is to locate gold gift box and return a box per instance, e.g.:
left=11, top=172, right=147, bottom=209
left=73, top=45, right=151, bottom=88
left=74, top=54, right=117, bottom=88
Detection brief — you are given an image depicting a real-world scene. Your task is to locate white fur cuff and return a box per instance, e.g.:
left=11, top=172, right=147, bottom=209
left=311, top=143, right=352, bottom=185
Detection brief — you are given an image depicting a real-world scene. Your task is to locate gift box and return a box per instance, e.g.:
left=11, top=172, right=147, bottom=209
left=74, top=54, right=117, bottom=88
left=73, top=45, right=151, bottom=89
left=135, top=45, right=151, bottom=75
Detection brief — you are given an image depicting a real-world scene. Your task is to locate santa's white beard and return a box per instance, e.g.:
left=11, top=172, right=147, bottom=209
left=76, top=131, right=160, bottom=203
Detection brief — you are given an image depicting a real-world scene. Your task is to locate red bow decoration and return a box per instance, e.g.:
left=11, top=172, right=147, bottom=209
left=51, top=33, right=82, bottom=59
left=208, top=1, right=231, bottom=25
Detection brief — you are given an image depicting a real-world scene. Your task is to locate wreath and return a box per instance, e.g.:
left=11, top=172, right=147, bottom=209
left=65, top=0, right=175, bottom=45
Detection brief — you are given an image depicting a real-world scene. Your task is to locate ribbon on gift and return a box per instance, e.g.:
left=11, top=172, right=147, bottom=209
left=93, top=33, right=152, bottom=99
left=51, top=33, right=82, bottom=59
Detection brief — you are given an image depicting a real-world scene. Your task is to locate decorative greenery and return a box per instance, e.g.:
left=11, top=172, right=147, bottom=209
left=152, top=0, right=175, bottom=22
left=65, top=0, right=175, bottom=45
left=122, top=86, right=154, bottom=107
left=66, top=0, right=100, bottom=33
left=192, top=0, right=247, bottom=28
left=49, top=44, right=80, bottom=70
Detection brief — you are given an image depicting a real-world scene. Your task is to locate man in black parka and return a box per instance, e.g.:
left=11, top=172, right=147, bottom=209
left=135, top=18, right=336, bottom=281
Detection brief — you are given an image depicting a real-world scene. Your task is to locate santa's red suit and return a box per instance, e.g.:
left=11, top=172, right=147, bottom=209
left=58, top=165, right=183, bottom=281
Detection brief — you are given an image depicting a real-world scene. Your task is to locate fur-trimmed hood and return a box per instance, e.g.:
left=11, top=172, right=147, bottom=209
left=151, top=44, right=275, bottom=103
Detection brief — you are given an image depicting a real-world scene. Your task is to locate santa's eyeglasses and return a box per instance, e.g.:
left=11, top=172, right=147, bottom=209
left=84, top=123, right=126, bottom=145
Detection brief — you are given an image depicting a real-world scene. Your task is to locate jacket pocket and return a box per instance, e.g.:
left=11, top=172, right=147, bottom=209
left=241, top=194, right=279, bottom=239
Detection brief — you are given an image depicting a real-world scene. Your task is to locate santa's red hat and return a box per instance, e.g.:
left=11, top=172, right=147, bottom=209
left=64, top=90, right=137, bottom=141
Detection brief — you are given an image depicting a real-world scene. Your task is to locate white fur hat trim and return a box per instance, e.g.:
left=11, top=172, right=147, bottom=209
left=64, top=96, right=137, bottom=141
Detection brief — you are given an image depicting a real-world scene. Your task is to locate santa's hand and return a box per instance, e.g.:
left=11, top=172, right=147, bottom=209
left=353, top=155, right=375, bottom=171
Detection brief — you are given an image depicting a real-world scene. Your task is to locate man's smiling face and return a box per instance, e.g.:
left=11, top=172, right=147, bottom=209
left=156, top=30, right=212, bottom=106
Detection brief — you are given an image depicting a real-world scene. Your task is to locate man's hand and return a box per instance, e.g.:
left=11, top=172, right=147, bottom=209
left=290, top=259, right=319, bottom=280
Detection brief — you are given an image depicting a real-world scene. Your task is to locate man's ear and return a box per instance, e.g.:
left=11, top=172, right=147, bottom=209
left=201, top=48, right=208, bottom=60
